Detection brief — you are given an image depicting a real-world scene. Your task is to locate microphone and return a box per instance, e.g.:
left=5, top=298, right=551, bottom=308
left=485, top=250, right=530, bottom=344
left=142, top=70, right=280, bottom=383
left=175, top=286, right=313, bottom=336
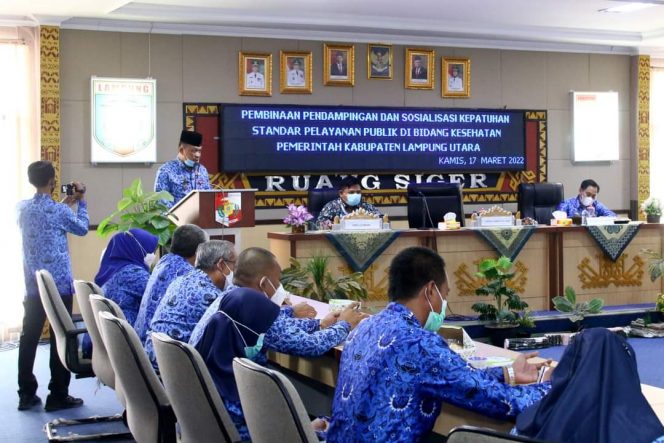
left=417, top=190, right=435, bottom=229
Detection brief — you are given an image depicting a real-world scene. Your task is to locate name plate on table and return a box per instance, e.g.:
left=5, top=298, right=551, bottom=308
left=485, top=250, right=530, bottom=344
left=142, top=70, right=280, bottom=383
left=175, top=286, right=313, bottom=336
left=586, top=217, right=616, bottom=226
left=478, top=216, right=514, bottom=227
left=341, top=219, right=382, bottom=231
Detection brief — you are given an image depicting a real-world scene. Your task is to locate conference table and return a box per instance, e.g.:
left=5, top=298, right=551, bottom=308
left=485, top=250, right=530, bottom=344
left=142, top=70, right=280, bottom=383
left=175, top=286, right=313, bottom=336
left=269, top=223, right=664, bottom=315
left=271, top=295, right=664, bottom=435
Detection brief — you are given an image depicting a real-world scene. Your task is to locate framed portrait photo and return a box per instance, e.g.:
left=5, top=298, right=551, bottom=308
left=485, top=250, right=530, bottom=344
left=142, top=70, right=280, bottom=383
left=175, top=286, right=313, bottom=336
left=367, top=44, right=393, bottom=80
left=280, top=51, right=313, bottom=94
left=238, top=52, right=272, bottom=96
left=405, top=48, right=434, bottom=90
left=442, top=57, right=471, bottom=98
left=324, top=44, right=354, bottom=86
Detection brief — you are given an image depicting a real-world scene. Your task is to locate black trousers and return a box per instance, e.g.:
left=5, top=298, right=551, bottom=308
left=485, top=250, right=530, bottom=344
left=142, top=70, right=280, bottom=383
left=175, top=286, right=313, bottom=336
left=17, top=295, right=72, bottom=399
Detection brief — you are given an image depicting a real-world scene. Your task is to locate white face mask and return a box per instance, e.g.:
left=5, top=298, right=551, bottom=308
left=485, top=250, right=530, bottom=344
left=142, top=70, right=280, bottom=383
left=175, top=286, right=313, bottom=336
left=580, top=195, right=594, bottom=207
left=144, top=252, right=157, bottom=268
left=221, top=262, right=234, bottom=291
left=261, top=277, right=290, bottom=306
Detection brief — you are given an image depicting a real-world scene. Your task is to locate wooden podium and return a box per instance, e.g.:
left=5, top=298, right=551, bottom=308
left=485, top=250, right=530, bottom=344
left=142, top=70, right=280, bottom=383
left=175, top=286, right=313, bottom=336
left=168, top=189, right=257, bottom=248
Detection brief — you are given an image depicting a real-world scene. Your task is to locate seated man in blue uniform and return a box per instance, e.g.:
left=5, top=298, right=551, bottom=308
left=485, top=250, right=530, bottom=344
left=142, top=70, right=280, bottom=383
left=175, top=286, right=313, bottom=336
left=190, top=247, right=366, bottom=439
left=134, top=224, right=208, bottom=344
left=315, top=176, right=382, bottom=227
left=155, top=129, right=211, bottom=209
left=557, top=178, right=616, bottom=218
left=326, top=247, right=552, bottom=443
left=144, top=239, right=236, bottom=369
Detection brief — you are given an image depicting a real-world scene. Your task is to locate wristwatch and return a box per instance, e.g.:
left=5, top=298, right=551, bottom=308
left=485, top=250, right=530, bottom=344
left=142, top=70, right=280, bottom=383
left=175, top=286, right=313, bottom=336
left=505, top=365, right=516, bottom=385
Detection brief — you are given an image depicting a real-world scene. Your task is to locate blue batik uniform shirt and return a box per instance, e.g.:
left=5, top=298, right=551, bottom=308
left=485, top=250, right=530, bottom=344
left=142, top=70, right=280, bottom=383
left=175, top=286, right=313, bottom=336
left=145, top=268, right=225, bottom=369
left=134, top=253, right=193, bottom=344
left=557, top=196, right=616, bottom=218
left=101, top=264, right=150, bottom=326
left=327, top=302, right=551, bottom=443
left=154, top=158, right=211, bottom=209
left=18, top=194, right=89, bottom=298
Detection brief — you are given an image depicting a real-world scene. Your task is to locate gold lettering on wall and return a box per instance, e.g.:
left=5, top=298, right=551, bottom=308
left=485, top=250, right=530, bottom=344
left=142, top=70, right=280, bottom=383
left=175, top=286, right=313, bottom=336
left=577, top=254, right=644, bottom=289
left=454, top=260, right=528, bottom=297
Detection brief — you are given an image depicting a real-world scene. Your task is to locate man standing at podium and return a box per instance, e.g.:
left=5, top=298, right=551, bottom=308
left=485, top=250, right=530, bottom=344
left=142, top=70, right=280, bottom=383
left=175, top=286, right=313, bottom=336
left=155, top=129, right=211, bottom=209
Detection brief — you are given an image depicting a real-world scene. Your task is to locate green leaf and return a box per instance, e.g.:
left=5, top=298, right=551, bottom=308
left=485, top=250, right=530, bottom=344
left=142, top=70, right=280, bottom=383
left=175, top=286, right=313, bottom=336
left=553, top=295, right=574, bottom=313
left=157, top=229, right=172, bottom=246
left=478, top=259, right=497, bottom=273
left=116, top=196, right=134, bottom=211
left=587, top=298, right=604, bottom=313
left=564, top=286, right=577, bottom=305
left=150, top=217, right=172, bottom=230
left=496, top=256, right=512, bottom=270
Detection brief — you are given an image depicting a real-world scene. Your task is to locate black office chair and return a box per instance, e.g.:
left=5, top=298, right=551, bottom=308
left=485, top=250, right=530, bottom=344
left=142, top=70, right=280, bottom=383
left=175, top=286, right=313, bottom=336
left=447, top=425, right=547, bottom=442
left=307, top=188, right=340, bottom=221
left=517, top=182, right=564, bottom=225
left=407, top=183, right=465, bottom=229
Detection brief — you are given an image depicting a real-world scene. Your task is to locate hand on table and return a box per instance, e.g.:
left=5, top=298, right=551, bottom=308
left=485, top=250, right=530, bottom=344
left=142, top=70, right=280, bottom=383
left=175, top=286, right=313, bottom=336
left=337, top=303, right=369, bottom=330
left=292, top=302, right=317, bottom=319
left=512, top=351, right=553, bottom=384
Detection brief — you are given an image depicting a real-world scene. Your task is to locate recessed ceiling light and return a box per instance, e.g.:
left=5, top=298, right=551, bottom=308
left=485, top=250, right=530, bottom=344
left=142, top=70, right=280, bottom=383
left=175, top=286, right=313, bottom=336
left=599, top=2, right=658, bottom=12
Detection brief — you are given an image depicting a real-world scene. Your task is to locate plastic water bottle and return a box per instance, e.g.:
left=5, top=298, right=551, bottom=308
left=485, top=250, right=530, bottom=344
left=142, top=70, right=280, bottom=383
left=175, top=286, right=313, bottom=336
left=581, top=209, right=589, bottom=225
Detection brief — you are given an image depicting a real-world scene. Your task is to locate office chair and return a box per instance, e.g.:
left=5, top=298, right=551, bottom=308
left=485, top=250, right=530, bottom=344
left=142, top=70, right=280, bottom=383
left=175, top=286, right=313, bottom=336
left=447, top=425, right=547, bottom=442
left=307, top=188, right=340, bottom=221
left=37, top=271, right=130, bottom=442
left=407, top=182, right=465, bottom=228
left=233, top=357, right=318, bottom=443
left=97, top=312, right=177, bottom=443
left=152, top=332, right=241, bottom=443
left=517, top=183, right=564, bottom=225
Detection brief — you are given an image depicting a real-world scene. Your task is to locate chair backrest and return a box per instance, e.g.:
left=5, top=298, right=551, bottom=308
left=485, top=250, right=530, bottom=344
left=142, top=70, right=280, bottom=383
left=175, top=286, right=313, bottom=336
left=447, top=425, right=546, bottom=443
left=36, top=270, right=91, bottom=375
left=152, top=332, right=241, bottom=443
left=406, top=182, right=465, bottom=228
left=517, top=182, right=564, bottom=225
left=97, top=311, right=176, bottom=443
left=90, top=294, right=127, bottom=323
left=232, top=357, right=318, bottom=443
left=307, top=188, right=340, bottom=221
left=74, top=280, right=114, bottom=388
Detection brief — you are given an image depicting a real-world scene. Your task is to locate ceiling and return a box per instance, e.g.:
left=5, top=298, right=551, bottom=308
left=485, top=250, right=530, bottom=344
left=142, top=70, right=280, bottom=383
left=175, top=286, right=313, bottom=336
left=3, top=0, right=664, bottom=55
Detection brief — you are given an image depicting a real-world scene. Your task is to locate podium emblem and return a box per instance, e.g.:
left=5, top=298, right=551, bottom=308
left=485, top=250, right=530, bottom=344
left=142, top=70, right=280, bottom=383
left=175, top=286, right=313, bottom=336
left=215, top=192, right=243, bottom=226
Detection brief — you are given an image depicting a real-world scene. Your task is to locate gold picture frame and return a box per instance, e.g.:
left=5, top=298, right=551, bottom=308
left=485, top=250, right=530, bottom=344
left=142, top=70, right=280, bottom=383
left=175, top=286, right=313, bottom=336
left=367, top=43, right=393, bottom=80
left=238, top=52, right=272, bottom=96
left=323, top=44, right=354, bottom=86
left=280, top=51, right=313, bottom=94
left=405, top=48, right=434, bottom=89
left=442, top=57, right=471, bottom=98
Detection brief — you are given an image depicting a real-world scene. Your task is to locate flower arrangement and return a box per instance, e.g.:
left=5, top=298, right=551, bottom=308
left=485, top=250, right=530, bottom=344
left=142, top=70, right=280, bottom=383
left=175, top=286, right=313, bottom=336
left=641, top=197, right=662, bottom=216
left=283, top=204, right=313, bottom=228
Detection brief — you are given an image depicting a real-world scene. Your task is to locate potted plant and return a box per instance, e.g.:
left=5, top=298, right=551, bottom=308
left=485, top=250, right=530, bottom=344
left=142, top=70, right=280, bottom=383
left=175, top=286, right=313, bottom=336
left=640, top=248, right=664, bottom=322
left=281, top=255, right=368, bottom=302
left=641, top=196, right=662, bottom=223
left=471, top=256, right=529, bottom=345
left=97, top=178, right=177, bottom=246
left=283, top=204, right=313, bottom=234
left=552, top=286, right=603, bottom=332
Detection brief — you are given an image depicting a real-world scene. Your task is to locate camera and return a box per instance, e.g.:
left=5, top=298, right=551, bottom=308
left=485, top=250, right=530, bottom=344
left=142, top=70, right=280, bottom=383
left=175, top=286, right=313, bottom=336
left=61, top=183, right=76, bottom=196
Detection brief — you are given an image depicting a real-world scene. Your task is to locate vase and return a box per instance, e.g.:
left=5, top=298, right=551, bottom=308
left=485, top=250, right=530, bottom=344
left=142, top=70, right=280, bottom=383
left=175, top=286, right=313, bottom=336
left=291, top=224, right=305, bottom=234
left=647, top=214, right=661, bottom=224
left=484, top=323, right=520, bottom=347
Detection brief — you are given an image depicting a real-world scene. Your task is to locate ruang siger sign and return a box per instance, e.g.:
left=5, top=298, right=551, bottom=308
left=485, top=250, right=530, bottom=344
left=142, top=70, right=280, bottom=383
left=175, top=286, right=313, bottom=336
left=90, top=77, right=157, bottom=163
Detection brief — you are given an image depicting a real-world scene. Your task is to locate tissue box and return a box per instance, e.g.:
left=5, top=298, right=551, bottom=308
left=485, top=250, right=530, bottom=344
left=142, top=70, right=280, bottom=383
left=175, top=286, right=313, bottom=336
left=439, top=326, right=476, bottom=359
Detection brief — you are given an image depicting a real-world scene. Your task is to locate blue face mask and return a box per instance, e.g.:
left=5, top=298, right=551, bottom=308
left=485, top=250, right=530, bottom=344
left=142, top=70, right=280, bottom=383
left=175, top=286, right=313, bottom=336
left=183, top=158, right=196, bottom=168
left=244, top=333, right=265, bottom=361
left=423, top=285, right=447, bottom=333
left=346, top=193, right=361, bottom=206
left=219, top=311, right=264, bottom=361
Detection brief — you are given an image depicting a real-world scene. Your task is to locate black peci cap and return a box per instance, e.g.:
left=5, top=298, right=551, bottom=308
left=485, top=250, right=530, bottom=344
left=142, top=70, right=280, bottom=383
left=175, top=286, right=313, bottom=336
left=180, top=130, right=203, bottom=147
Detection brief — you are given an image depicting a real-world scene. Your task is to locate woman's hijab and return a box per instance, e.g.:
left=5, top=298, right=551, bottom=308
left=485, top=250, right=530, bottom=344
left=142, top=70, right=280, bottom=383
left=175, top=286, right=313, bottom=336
left=94, top=228, right=158, bottom=286
left=194, top=287, right=280, bottom=403
left=516, top=328, right=664, bottom=443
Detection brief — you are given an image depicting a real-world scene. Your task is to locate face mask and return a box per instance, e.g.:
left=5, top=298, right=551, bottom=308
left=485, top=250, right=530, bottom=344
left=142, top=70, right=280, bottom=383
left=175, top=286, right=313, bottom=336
left=144, top=253, right=156, bottom=268
left=221, top=262, right=234, bottom=291
left=423, top=285, right=447, bottom=333
left=262, top=277, right=290, bottom=306
left=580, top=195, right=593, bottom=207
left=346, top=193, right=361, bottom=206
left=183, top=158, right=196, bottom=168
left=219, top=311, right=264, bottom=361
